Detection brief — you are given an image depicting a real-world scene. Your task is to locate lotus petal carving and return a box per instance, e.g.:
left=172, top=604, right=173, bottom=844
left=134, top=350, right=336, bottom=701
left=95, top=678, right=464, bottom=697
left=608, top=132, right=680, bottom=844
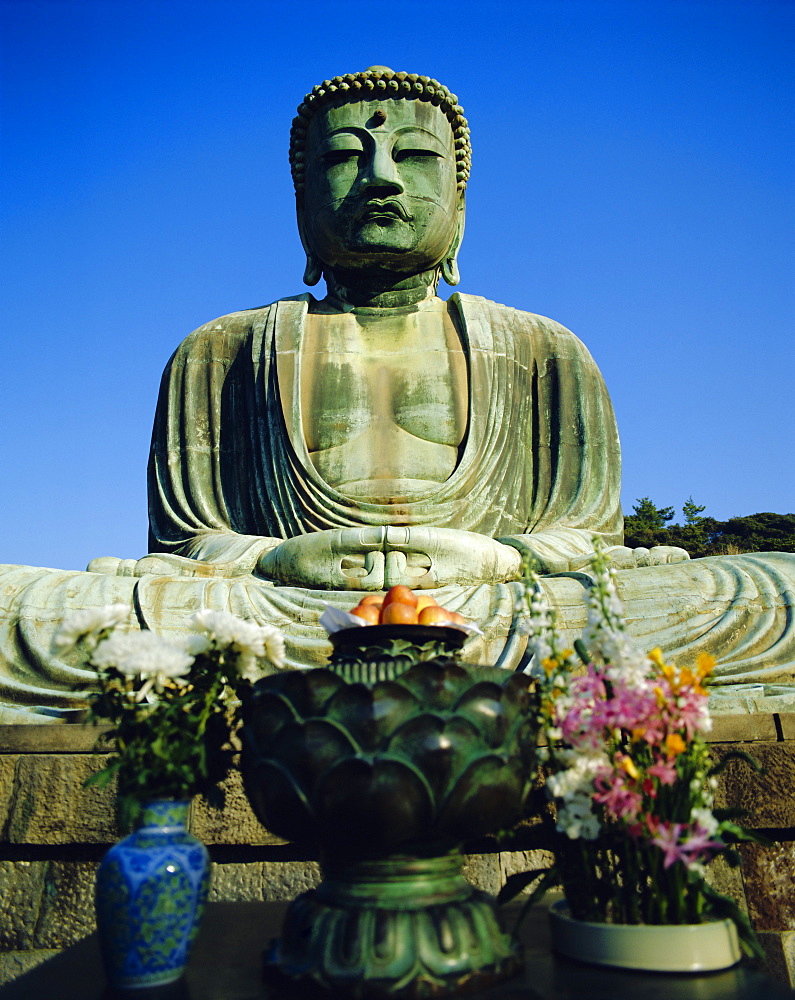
left=242, top=659, right=536, bottom=855
left=316, top=756, right=434, bottom=854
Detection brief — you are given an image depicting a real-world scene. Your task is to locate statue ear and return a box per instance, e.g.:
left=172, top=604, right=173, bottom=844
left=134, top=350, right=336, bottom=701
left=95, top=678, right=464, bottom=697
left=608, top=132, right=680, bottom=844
left=296, top=203, right=322, bottom=287
left=441, top=195, right=466, bottom=287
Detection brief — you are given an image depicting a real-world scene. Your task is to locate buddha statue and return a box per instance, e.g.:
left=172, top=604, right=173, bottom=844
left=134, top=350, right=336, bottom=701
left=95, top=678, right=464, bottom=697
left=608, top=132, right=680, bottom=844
left=1, top=67, right=794, bottom=722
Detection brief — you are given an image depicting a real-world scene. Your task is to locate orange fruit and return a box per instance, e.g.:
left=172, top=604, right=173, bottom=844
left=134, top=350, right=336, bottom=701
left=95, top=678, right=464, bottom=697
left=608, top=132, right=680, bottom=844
left=415, top=595, right=438, bottom=613
left=351, top=603, right=380, bottom=625
left=380, top=602, right=419, bottom=625
left=358, top=594, right=384, bottom=607
left=447, top=611, right=467, bottom=626
left=418, top=605, right=453, bottom=626
left=382, top=585, right=418, bottom=608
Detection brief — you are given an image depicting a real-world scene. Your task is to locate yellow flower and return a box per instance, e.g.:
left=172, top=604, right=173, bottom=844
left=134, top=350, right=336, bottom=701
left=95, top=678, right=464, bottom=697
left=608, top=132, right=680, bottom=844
left=653, top=685, right=668, bottom=708
left=696, top=652, right=716, bottom=679
left=542, top=657, right=558, bottom=677
left=665, top=733, right=687, bottom=757
left=617, top=755, right=640, bottom=780
left=648, top=647, right=666, bottom=668
left=679, top=667, right=696, bottom=688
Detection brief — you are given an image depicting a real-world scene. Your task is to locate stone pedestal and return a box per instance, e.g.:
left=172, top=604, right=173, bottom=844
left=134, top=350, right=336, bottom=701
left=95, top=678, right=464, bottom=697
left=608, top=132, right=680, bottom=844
left=1, top=716, right=793, bottom=986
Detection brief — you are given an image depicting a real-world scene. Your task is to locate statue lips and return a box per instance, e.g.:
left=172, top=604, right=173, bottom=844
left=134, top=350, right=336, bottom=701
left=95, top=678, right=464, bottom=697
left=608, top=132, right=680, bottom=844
left=357, top=199, right=413, bottom=224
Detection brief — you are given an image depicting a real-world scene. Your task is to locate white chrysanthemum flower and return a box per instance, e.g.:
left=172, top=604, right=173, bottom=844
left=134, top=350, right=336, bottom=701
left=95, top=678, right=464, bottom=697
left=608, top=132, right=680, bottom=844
left=190, top=609, right=259, bottom=647
left=183, top=633, right=211, bottom=657
left=51, top=603, right=131, bottom=654
left=235, top=653, right=261, bottom=683
left=260, top=624, right=286, bottom=670
left=189, top=610, right=285, bottom=675
left=92, top=631, right=194, bottom=683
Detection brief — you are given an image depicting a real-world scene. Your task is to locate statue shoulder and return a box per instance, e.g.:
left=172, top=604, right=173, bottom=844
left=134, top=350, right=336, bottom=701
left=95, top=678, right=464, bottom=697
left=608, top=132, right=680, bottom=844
left=170, top=294, right=312, bottom=364
left=452, top=292, right=594, bottom=357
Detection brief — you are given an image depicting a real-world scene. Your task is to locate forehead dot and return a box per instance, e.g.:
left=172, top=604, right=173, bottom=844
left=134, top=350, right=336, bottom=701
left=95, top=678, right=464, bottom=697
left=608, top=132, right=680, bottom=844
left=372, top=109, right=387, bottom=125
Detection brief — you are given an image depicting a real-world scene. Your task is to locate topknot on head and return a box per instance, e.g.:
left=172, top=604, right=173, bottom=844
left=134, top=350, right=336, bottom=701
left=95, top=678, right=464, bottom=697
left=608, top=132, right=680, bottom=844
left=289, top=67, right=471, bottom=196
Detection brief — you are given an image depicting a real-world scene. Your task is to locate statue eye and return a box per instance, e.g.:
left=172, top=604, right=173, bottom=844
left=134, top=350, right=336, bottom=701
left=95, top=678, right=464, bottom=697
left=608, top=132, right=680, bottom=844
left=322, top=149, right=363, bottom=166
left=393, top=149, right=441, bottom=163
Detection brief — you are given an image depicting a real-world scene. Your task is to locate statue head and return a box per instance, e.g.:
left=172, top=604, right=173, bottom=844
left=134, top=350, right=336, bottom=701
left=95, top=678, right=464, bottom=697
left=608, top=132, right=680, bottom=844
left=290, top=67, right=471, bottom=290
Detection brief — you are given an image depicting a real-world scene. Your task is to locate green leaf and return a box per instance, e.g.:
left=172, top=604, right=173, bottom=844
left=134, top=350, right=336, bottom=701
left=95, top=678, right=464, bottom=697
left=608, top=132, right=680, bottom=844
left=82, top=759, right=120, bottom=788
left=510, top=868, right=561, bottom=935
left=700, top=882, right=765, bottom=963
left=708, top=749, right=765, bottom=777
left=497, top=868, right=551, bottom=905
left=720, top=822, right=772, bottom=848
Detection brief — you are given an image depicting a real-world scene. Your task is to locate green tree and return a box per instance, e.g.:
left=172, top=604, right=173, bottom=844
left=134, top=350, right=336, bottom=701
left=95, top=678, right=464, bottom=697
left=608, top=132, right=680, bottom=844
left=624, top=497, right=795, bottom=558
left=623, top=497, right=675, bottom=548
left=683, top=497, right=707, bottom=526
left=673, top=496, right=711, bottom=554
left=709, top=513, right=795, bottom=555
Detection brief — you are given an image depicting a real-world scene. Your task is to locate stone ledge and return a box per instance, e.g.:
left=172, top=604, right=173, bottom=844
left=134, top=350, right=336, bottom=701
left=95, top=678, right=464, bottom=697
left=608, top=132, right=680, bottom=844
left=0, top=725, right=110, bottom=754
left=0, top=714, right=792, bottom=753
left=2, top=737, right=793, bottom=844
left=712, top=742, right=795, bottom=828
left=709, top=713, right=779, bottom=743
left=0, top=948, right=60, bottom=987
left=0, top=755, right=119, bottom=845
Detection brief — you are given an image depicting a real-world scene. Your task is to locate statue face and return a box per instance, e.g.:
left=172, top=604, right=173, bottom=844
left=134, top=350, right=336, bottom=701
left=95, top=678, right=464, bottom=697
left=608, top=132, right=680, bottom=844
left=301, top=98, right=461, bottom=275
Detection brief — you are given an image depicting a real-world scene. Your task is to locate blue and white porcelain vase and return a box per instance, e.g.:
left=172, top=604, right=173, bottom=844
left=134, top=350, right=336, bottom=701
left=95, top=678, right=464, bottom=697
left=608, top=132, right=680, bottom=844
left=95, top=799, right=210, bottom=989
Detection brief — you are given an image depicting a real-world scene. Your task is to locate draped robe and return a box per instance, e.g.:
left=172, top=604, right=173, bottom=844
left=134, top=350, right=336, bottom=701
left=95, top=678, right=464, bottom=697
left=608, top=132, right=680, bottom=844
left=1, top=293, right=794, bottom=721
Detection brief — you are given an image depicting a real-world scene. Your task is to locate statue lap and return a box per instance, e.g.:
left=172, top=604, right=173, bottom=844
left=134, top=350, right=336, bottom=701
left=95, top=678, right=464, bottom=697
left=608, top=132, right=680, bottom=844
left=1, top=551, right=795, bottom=721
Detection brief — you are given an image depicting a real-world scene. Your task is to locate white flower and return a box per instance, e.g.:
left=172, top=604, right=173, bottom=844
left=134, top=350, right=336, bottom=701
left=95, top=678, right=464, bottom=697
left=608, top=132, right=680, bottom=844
left=184, top=633, right=211, bottom=657
left=51, top=603, right=130, bottom=654
left=189, top=610, right=285, bottom=677
left=260, top=624, right=286, bottom=671
left=556, top=791, right=602, bottom=840
left=691, top=807, right=719, bottom=836
left=547, top=748, right=610, bottom=810
left=92, top=631, right=194, bottom=690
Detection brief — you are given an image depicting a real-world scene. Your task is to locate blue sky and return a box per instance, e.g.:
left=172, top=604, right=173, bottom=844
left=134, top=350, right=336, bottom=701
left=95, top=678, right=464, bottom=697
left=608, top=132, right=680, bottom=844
left=1, top=0, right=793, bottom=571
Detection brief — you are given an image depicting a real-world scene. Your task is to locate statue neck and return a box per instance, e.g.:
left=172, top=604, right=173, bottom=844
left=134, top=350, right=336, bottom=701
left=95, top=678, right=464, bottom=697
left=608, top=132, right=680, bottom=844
left=323, top=267, right=440, bottom=310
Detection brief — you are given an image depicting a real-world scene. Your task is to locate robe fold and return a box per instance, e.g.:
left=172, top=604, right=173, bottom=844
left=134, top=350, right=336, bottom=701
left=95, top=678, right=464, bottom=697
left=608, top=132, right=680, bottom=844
left=0, top=294, right=794, bottom=721
left=147, top=293, right=624, bottom=563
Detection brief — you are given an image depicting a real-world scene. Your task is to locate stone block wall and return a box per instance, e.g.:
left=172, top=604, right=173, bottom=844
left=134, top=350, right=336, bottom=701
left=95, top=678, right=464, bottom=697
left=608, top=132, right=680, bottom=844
left=1, top=716, right=794, bottom=985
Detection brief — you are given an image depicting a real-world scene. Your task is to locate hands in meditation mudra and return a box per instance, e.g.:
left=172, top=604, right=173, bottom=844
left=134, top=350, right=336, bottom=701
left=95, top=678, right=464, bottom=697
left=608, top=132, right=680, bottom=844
left=2, top=67, right=794, bottom=720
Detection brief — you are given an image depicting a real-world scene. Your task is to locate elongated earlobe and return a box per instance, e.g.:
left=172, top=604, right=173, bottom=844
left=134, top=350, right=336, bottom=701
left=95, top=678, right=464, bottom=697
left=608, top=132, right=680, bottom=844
left=441, top=256, right=460, bottom=286
left=296, top=203, right=322, bottom=286
left=302, top=251, right=322, bottom=286
left=441, top=197, right=465, bottom=287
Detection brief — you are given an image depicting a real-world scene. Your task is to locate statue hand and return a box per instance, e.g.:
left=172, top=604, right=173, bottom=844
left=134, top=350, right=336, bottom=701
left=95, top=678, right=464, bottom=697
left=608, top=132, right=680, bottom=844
left=381, top=527, right=522, bottom=589
left=257, top=527, right=522, bottom=590
left=257, top=528, right=388, bottom=590
left=88, top=554, right=221, bottom=577
left=603, top=545, right=690, bottom=569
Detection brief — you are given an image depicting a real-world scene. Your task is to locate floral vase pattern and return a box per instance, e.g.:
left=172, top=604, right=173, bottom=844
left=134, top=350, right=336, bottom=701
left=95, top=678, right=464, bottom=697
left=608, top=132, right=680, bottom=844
left=95, top=799, right=210, bottom=989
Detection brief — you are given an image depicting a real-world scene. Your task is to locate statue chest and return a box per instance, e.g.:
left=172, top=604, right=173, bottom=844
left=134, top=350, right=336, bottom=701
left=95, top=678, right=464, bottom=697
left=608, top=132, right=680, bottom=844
left=297, top=306, right=468, bottom=499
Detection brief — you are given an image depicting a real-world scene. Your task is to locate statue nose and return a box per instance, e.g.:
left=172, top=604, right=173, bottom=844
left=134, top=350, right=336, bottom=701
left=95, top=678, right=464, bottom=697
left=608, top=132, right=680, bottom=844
left=362, top=146, right=404, bottom=194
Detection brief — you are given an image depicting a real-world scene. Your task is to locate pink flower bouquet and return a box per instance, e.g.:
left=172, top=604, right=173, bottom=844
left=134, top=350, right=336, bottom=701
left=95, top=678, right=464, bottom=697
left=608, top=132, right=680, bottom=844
left=502, top=541, right=764, bottom=958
